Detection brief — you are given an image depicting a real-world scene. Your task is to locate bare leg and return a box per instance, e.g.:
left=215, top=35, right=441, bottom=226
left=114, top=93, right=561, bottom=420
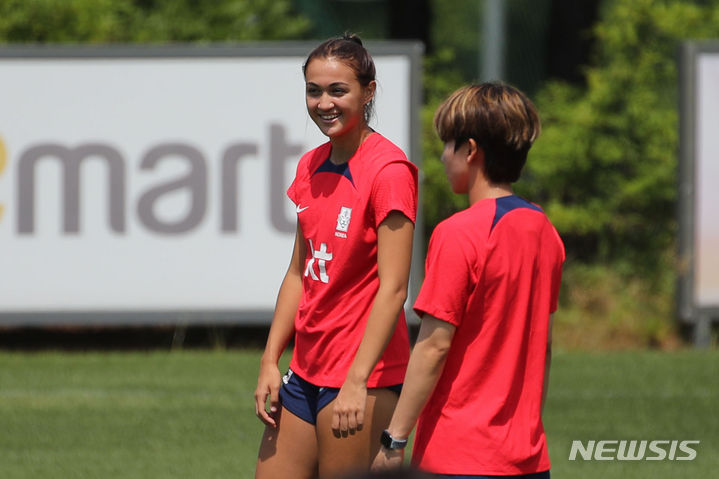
left=255, top=406, right=319, bottom=479
left=316, top=389, right=398, bottom=479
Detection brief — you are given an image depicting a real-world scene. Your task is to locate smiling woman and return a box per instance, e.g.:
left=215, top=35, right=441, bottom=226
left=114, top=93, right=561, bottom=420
left=253, top=33, right=418, bottom=479
left=303, top=37, right=377, bottom=165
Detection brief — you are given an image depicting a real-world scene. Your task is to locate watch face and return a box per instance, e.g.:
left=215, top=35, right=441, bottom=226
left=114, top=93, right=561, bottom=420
left=380, top=430, right=393, bottom=448
left=381, top=430, right=407, bottom=449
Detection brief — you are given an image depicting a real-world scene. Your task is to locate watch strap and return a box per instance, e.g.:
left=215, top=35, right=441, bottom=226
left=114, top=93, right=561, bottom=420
left=381, top=429, right=408, bottom=450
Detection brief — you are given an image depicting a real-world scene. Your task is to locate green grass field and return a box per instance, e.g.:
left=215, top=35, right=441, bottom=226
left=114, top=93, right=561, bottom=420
left=0, top=349, right=716, bottom=478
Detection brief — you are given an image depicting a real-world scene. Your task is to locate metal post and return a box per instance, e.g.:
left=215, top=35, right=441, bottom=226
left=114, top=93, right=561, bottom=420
left=481, top=0, right=506, bottom=81
left=693, top=314, right=712, bottom=348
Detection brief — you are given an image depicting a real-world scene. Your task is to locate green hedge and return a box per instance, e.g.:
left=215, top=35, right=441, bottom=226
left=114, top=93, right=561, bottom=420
left=0, top=0, right=310, bottom=42
left=423, top=0, right=719, bottom=280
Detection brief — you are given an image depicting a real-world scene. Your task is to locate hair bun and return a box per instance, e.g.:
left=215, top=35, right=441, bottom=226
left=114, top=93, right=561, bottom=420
left=342, top=32, right=363, bottom=46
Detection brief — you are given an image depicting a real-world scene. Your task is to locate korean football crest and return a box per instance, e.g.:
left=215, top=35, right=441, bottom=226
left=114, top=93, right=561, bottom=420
left=335, top=206, right=352, bottom=237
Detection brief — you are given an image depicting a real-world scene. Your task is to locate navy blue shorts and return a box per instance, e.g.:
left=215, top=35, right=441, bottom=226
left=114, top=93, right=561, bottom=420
left=278, top=369, right=402, bottom=425
left=435, top=472, right=549, bottom=479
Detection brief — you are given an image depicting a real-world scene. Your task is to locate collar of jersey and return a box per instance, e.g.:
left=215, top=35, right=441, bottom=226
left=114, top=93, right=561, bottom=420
left=312, top=156, right=355, bottom=187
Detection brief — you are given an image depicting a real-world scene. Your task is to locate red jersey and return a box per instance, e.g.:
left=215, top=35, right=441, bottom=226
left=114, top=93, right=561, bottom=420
left=287, top=133, right=418, bottom=388
left=412, top=195, right=564, bottom=475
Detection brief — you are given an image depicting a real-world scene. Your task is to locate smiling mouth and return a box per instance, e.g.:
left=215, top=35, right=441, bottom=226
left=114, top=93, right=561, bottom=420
left=319, top=113, right=340, bottom=122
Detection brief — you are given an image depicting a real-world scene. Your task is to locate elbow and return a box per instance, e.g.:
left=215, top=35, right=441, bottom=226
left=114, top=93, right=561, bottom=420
left=395, top=288, right=408, bottom=306
left=421, top=336, right=451, bottom=362
left=429, top=345, right=451, bottom=365
left=414, top=316, right=455, bottom=365
left=419, top=341, right=451, bottom=375
left=433, top=339, right=452, bottom=358
left=379, top=281, right=409, bottom=308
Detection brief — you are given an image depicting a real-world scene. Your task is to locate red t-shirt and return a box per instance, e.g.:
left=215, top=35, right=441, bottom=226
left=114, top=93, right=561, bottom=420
left=287, top=133, right=418, bottom=388
left=412, top=195, right=564, bottom=475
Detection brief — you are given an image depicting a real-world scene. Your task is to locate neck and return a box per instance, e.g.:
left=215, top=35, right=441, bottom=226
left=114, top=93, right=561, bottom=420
left=329, top=126, right=372, bottom=164
left=467, top=173, right=513, bottom=206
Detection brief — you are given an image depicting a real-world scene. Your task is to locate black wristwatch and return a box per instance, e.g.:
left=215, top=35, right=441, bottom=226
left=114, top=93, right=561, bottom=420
left=380, top=429, right=408, bottom=450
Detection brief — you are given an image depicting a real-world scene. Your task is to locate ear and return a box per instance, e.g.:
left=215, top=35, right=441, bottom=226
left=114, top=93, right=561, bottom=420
left=466, top=138, right=484, bottom=166
left=364, top=80, right=377, bottom=104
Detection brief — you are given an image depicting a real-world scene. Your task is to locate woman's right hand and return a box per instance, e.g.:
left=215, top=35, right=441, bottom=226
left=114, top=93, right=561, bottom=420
left=253, top=222, right=303, bottom=428
left=254, top=362, right=283, bottom=427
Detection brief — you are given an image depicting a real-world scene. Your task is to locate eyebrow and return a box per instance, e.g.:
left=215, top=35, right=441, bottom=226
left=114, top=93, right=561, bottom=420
left=305, top=81, right=350, bottom=88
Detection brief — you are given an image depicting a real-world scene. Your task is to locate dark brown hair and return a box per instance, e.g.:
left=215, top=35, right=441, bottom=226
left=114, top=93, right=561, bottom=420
left=434, top=82, right=541, bottom=183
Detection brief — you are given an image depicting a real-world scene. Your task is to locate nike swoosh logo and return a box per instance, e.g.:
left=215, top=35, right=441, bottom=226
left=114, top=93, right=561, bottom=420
left=296, top=205, right=309, bottom=213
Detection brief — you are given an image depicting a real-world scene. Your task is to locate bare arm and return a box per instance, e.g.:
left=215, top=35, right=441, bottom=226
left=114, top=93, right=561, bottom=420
left=254, top=222, right=306, bottom=427
left=331, top=211, right=414, bottom=434
left=371, top=315, right=455, bottom=470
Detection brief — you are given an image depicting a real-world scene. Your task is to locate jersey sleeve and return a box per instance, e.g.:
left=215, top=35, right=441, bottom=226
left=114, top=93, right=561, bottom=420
left=549, top=226, right=566, bottom=313
left=286, top=178, right=298, bottom=205
left=413, top=222, right=474, bottom=327
left=286, top=161, right=302, bottom=205
left=370, top=161, right=418, bottom=227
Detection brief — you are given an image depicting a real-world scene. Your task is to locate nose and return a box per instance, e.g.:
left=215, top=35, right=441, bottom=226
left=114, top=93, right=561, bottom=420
left=317, top=92, right=334, bottom=111
left=440, top=144, right=452, bottom=165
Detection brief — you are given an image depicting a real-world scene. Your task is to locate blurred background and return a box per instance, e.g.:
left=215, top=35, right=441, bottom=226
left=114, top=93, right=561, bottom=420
left=0, top=1, right=718, bottom=478
left=1, top=0, right=718, bottom=349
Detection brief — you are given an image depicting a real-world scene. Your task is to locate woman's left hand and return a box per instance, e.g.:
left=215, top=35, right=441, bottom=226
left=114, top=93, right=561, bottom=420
left=371, top=447, right=405, bottom=471
left=331, top=378, right=367, bottom=436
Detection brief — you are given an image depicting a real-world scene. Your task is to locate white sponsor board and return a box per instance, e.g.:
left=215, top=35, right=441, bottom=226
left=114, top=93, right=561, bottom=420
left=0, top=44, right=422, bottom=324
left=679, top=42, right=719, bottom=345
left=694, top=52, right=719, bottom=307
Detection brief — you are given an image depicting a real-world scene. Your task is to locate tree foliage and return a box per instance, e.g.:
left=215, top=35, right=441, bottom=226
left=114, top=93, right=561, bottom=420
left=0, top=0, right=310, bottom=42
left=4, top=0, right=718, bottom=284
left=419, top=48, right=467, bottom=241
left=517, top=0, right=719, bottom=276
left=422, top=0, right=719, bottom=279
